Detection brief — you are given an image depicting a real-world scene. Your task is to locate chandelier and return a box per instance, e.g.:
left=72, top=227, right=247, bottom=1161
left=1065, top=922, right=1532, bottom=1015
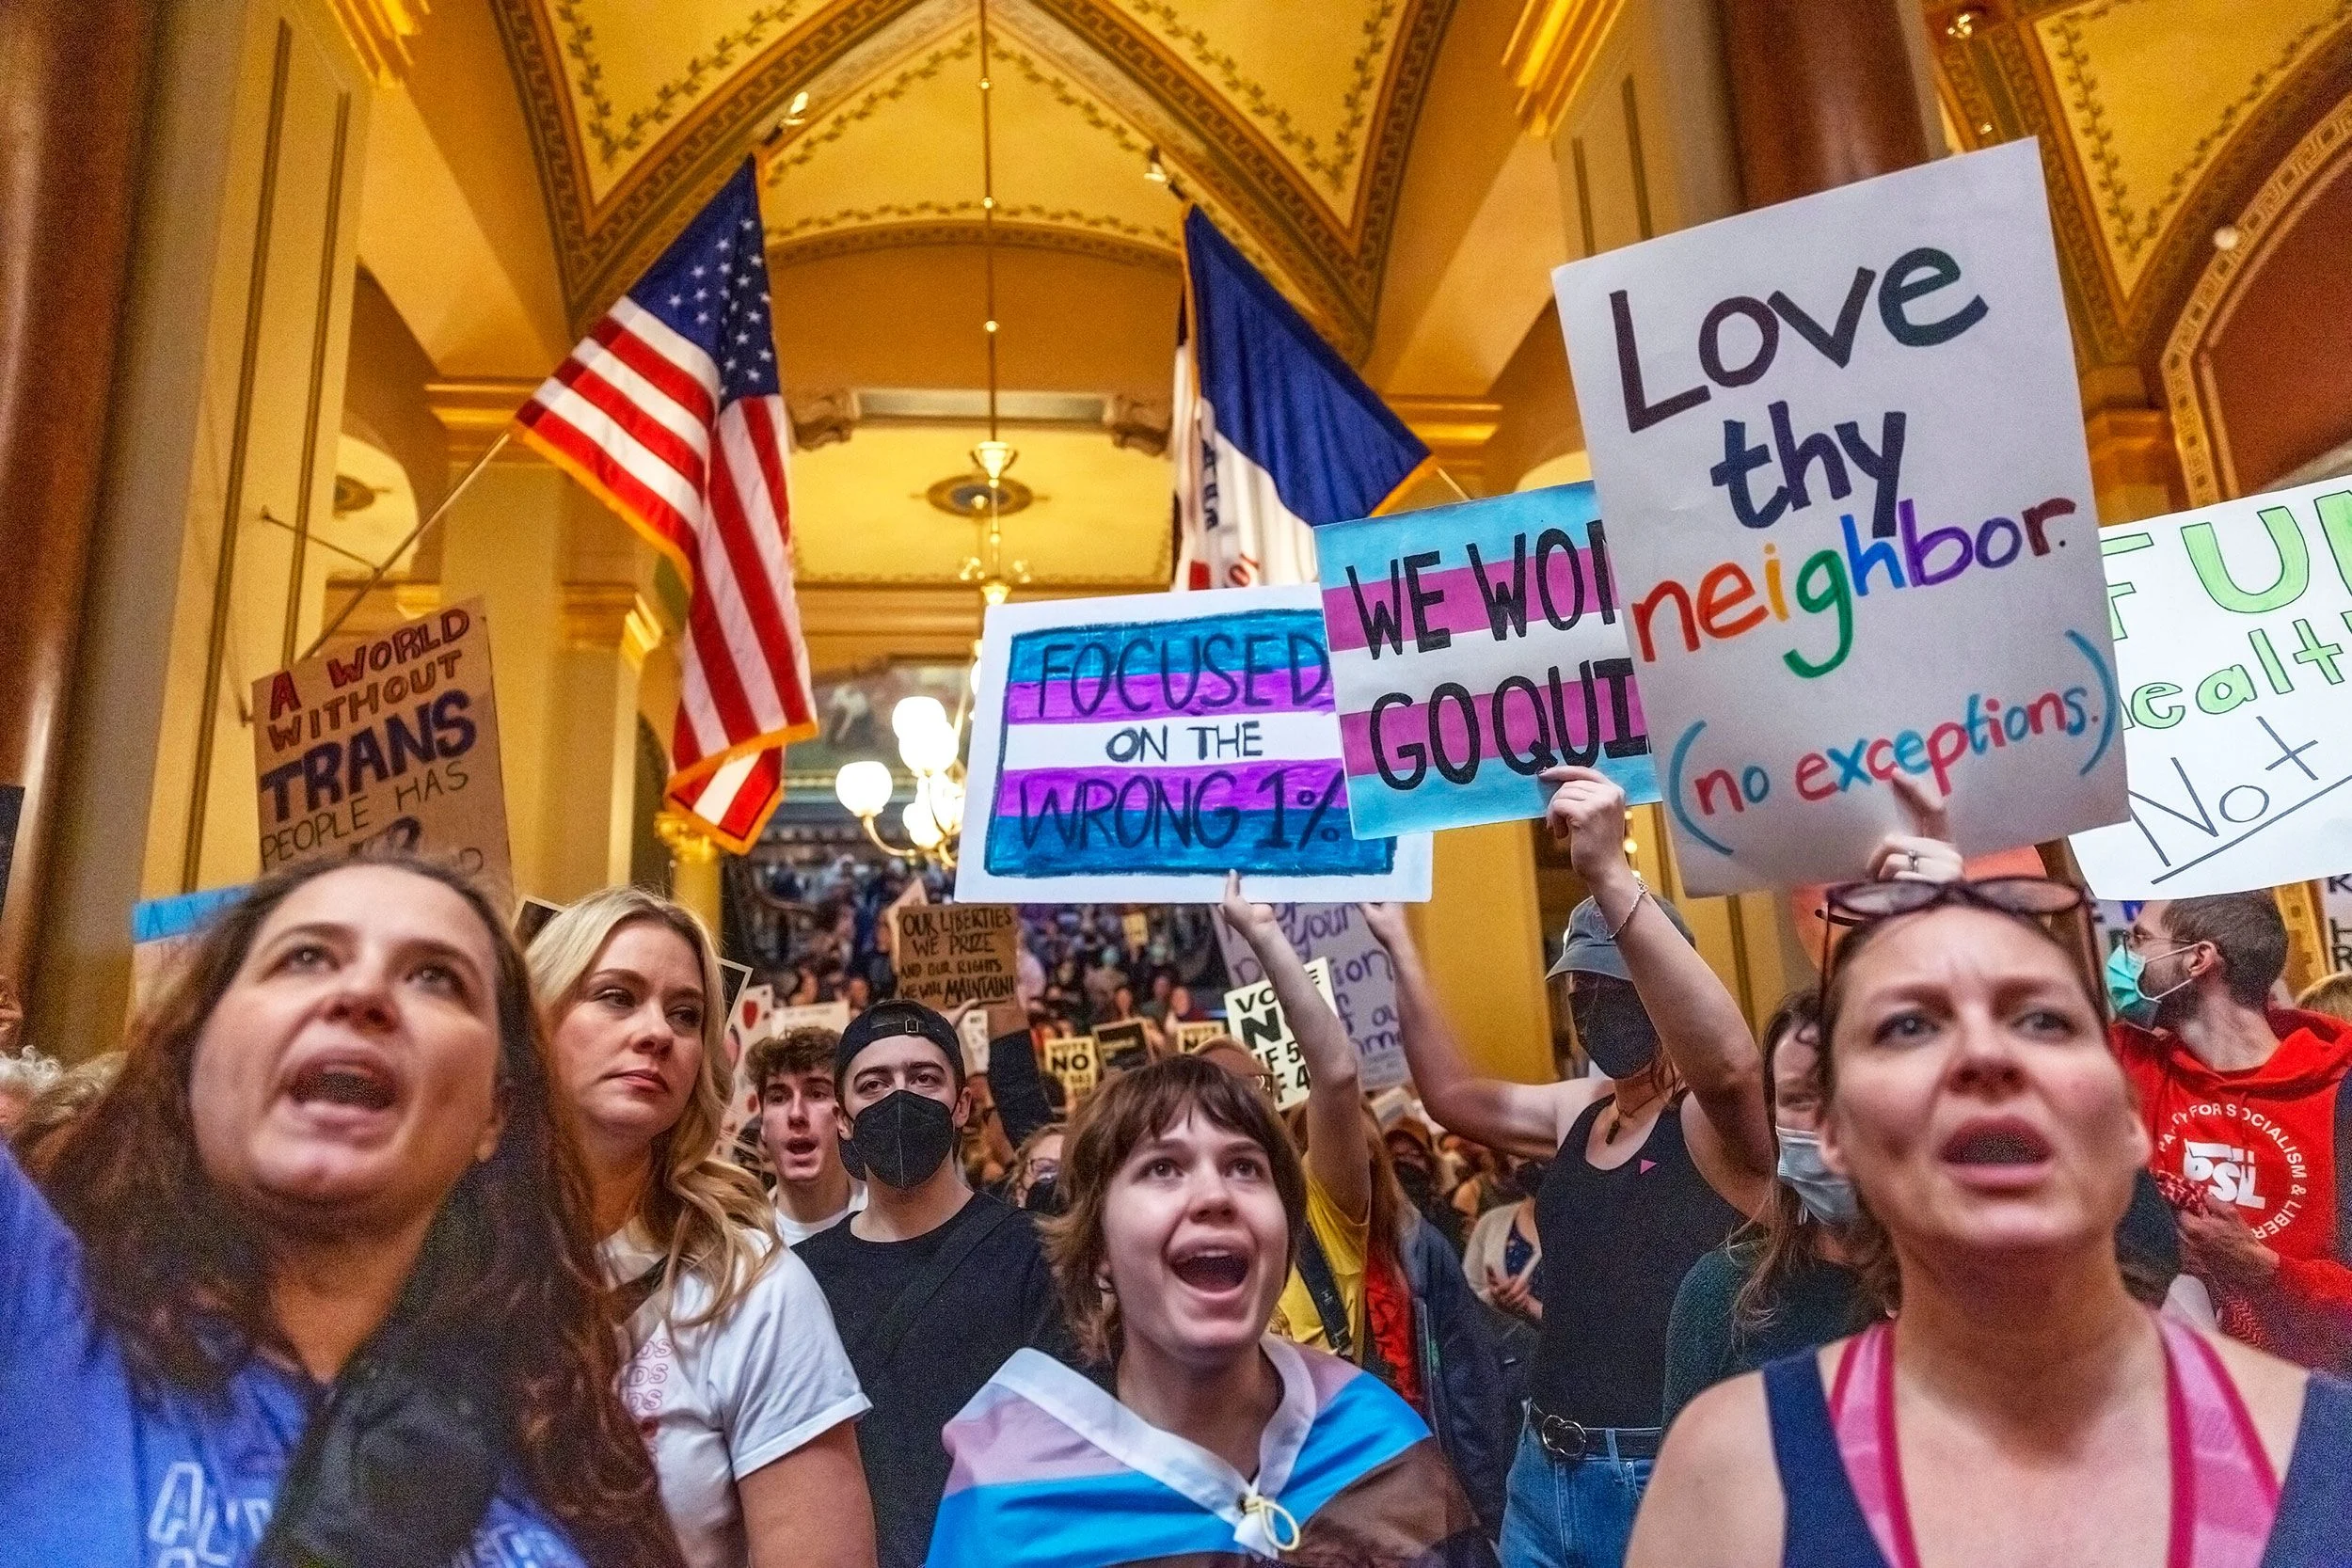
left=831, top=0, right=1017, bottom=868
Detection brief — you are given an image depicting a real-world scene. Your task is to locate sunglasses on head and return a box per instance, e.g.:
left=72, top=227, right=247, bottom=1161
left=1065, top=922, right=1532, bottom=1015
left=1815, top=876, right=2089, bottom=997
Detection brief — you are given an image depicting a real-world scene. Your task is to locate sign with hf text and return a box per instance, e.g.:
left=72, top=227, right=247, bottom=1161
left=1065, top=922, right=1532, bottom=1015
left=1553, top=140, right=2123, bottom=891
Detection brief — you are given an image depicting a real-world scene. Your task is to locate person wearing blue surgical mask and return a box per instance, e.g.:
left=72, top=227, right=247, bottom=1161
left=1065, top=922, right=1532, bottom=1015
left=1660, top=991, right=1887, bottom=1428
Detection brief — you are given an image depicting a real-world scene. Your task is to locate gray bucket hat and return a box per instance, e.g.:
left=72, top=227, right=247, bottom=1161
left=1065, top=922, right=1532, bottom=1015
left=1545, top=892, right=1695, bottom=981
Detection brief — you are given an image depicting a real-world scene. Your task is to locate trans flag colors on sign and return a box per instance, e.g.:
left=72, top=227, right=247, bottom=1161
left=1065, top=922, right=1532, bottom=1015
left=954, top=587, right=1433, bottom=905
left=1316, top=483, right=1657, bottom=837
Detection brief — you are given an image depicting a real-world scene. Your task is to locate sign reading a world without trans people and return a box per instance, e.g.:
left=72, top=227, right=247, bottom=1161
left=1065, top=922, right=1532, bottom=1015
left=1317, top=483, right=1656, bottom=836
left=2071, top=479, right=2352, bottom=898
left=953, top=586, right=1433, bottom=905
left=1552, top=139, right=2124, bottom=893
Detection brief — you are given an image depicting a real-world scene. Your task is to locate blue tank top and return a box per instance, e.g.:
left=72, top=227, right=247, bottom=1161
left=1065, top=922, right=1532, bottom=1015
left=1761, top=1347, right=2352, bottom=1567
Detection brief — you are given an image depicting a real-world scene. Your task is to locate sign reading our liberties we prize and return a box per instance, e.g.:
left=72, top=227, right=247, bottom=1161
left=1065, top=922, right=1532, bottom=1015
left=891, top=903, right=1022, bottom=1010
left=1553, top=140, right=2124, bottom=892
left=1316, top=483, right=1657, bottom=836
left=954, top=586, right=1433, bottom=904
left=2071, top=479, right=2352, bottom=898
left=251, top=598, right=513, bottom=899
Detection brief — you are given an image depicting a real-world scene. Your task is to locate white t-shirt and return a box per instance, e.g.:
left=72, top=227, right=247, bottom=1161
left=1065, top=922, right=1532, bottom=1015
left=776, top=1180, right=867, bottom=1246
left=603, top=1222, right=870, bottom=1568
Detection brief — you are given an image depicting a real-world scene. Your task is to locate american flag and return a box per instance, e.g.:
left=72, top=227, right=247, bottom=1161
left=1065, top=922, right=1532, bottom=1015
left=513, top=160, right=817, bottom=851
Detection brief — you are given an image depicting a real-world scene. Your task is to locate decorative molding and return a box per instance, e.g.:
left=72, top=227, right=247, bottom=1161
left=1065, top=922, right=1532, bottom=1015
left=2161, top=91, right=2352, bottom=504
left=621, top=594, right=665, bottom=671
left=426, top=377, right=541, bottom=462
left=1502, top=0, right=1626, bottom=140
left=552, top=1, right=813, bottom=168
left=331, top=0, right=431, bottom=85
left=1103, top=392, right=1169, bottom=455
left=768, top=216, right=1181, bottom=277
left=322, top=578, right=443, bottom=638
left=561, top=580, right=641, bottom=648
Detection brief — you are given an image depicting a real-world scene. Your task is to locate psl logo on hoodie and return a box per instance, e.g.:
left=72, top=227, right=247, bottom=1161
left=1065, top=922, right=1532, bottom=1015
left=2162, top=1101, right=2311, bottom=1240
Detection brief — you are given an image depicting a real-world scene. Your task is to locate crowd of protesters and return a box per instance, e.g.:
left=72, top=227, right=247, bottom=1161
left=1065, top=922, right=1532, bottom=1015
left=3, top=765, right=2349, bottom=1567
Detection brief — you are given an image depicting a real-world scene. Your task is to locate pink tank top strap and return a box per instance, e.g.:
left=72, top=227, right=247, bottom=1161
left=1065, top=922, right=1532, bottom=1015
left=1826, top=1322, right=1920, bottom=1568
left=2156, top=1316, right=2280, bottom=1568
left=1823, top=1316, right=2280, bottom=1568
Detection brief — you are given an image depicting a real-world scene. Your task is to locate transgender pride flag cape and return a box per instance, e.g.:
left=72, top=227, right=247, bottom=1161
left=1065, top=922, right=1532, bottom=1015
left=926, top=1338, right=1497, bottom=1568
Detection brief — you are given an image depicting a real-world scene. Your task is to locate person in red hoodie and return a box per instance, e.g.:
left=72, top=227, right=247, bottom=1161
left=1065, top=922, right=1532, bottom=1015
left=2109, top=893, right=2352, bottom=1371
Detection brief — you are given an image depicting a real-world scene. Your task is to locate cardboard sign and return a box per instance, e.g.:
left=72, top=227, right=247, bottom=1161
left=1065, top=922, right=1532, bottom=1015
left=954, top=586, right=1433, bottom=904
left=2070, top=479, right=2352, bottom=896
left=514, top=896, right=564, bottom=946
left=773, top=999, right=853, bottom=1036
left=2321, top=878, right=2352, bottom=974
left=251, top=598, right=514, bottom=901
left=1096, top=1018, right=1152, bottom=1072
left=1174, top=1020, right=1227, bottom=1054
left=891, top=903, right=1022, bottom=1011
left=1317, top=483, right=1657, bottom=835
left=1044, top=1034, right=1100, bottom=1100
left=1553, top=141, right=2122, bottom=892
left=1216, top=904, right=1409, bottom=1091
left=1221, top=957, right=1337, bottom=1112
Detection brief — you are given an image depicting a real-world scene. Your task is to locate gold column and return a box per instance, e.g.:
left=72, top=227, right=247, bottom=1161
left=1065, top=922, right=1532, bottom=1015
left=656, top=809, right=724, bottom=934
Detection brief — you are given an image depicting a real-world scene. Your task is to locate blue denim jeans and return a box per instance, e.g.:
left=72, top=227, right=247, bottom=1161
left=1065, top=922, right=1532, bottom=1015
left=1498, top=1421, right=1654, bottom=1568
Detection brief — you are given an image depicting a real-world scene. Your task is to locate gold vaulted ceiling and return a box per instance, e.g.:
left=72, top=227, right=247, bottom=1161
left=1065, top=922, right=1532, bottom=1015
left=491, top=0, right=1458, bottom=357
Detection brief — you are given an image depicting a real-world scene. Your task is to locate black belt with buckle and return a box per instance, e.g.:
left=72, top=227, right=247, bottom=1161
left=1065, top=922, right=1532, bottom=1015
left=1528, top=1402, right=1663, bottom=1464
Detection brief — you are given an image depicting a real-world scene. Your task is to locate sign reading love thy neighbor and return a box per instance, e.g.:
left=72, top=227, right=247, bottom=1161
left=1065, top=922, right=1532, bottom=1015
left=890, top=902, right=1022, bottom=1011
left=251, top=597, right=514, bottom=902
left=1216, top=904, right=1409, bottom=1092
left=1553, top=139, right=2123, bottom=893
left=1316, top=483, right=1656, bottom=836
left=2071, top=479, right=2352, bottom=898
left=1222, top=957, right=1338, bottom=1113
left=954, top=586, right=1433, bottom=904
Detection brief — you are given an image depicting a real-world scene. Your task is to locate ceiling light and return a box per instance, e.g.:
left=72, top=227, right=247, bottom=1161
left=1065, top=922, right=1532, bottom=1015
left=834, top=758, right=895, bottom=819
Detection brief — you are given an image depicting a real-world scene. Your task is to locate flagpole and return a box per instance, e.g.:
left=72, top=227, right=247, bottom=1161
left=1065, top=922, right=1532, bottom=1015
left=297, top=429, right=511, bottom=662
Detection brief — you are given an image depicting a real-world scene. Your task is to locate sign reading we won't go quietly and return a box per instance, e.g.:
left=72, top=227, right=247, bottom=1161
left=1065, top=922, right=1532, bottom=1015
left=1317, top=483, right=1656, bottom=836
left=1553, top=139, right=2125, bottom=893
left=2072, top=479, right=2352, bottom=898
left=250, top=598, right=513, bottom=902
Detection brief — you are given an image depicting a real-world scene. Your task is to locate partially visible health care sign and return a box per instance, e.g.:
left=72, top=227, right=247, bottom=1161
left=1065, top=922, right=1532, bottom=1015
left=1222, top=958, right=1338, bottom=1112
left=2071, top=479, right=2352, bottom=897
left=1553, top=139, right=2123, bottom=893
left=891, top=903, right=1021, bottom=1010
left=250, top=598, right=514, bottom=902
left=1216, top=904, right=1409, bottom=1092
left=1316, top=483, right=1656, bottom=835
left=954, top=586, right=1434, bottom=904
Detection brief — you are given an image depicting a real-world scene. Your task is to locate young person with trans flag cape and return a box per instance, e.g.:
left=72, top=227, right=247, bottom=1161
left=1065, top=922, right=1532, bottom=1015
left=927, top=1055, right=1496, bottom=1567
left=1171, top=208, right=1432, bottom=592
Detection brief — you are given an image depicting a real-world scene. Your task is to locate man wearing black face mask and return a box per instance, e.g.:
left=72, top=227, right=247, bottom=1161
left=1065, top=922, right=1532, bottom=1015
left=795, top=1000, right=1077, bottom=1568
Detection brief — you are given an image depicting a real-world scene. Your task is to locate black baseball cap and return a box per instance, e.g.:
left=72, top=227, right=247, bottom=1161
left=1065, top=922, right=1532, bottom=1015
left=836, top=998, right=963, bottom=1087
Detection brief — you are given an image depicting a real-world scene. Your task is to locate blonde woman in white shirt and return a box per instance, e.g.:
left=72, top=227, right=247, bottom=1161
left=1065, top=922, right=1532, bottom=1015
left=531, top=888, right=876, bottom=1568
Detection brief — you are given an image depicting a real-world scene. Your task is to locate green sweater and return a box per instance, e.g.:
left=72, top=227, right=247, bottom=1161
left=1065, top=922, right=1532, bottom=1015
left=1661, top=1241, right=1874, bottom=1428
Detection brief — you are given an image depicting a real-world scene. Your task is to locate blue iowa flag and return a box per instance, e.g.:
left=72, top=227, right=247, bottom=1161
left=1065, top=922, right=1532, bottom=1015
left=1173, top=208, right=1430, bottom=590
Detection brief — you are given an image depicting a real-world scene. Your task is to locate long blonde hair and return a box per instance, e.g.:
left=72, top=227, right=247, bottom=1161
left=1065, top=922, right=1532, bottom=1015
left=529, top=886, right=775, bottom=1324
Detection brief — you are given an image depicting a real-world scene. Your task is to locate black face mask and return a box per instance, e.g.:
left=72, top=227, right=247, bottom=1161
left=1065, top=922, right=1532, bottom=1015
left=839, top=1089, right=958, bottom=1189
left=1570, top=979, right=1660, bottom=1080
left=1395, top=1162, right=1438, bottom=1213
left=1022, top=1175, right=1065, bottom=1215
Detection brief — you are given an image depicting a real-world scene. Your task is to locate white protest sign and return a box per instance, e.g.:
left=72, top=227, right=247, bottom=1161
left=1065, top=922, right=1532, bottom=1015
left=1216, top=905, right=1408, bottom=1091
left=1554, top=139, right=2122, bottom=892
left=1221, top=957, right=1337, bottom=1112
left=954, top=586, right=1433, bottom=904
left=2323, top=878, right=2352, bottom=974
left=2072, top=479, right=2352, bottom=896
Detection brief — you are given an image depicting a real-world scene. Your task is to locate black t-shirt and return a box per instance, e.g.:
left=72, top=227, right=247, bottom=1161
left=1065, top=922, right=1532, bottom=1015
left=796, top=1190, right=1076, bottom=1568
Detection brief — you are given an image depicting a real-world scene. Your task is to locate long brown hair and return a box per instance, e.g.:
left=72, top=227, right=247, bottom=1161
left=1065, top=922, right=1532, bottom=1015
left=1043, top=1055, right=1309, bottom=1364
left=39, top=853, right=685, bottom=1568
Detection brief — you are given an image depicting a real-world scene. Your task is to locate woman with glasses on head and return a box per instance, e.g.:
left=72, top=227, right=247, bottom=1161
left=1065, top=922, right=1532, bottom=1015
left=6, top=855, right=686, bottom=1568
left=530, top=887, right=875, bottom=1568
left=926, top=1054, right=1498, bottom=1567
left=1629, top=872, right=2352, bottom=1568
left=1361, top=765, right=1779, bottom=1568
